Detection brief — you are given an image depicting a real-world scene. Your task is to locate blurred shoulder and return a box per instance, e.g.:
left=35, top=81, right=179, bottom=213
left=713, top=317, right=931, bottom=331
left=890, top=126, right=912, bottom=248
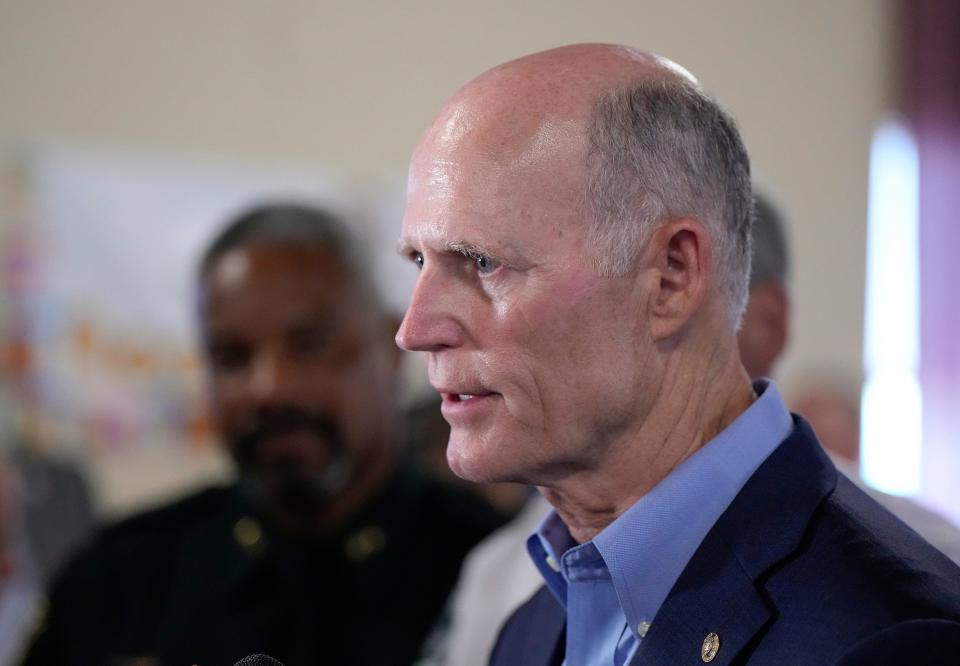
left=64, top=484, right=242, bottom=574
left=98, top=484, right=240, bottom=542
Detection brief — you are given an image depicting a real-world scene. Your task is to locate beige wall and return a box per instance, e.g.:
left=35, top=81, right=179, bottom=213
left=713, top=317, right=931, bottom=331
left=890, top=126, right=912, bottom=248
left=0, top=1, right=896, bottom=510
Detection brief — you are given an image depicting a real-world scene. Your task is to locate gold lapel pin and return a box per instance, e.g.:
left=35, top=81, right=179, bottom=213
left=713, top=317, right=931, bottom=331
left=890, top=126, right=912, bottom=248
left=701, top=632, right=720, bottom=662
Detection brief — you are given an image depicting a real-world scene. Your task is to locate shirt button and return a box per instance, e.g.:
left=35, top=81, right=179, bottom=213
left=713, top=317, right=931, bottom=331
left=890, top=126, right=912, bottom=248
left=545, top=554, right=561, bottom=572
left=637, top=621, right=651, bottom=638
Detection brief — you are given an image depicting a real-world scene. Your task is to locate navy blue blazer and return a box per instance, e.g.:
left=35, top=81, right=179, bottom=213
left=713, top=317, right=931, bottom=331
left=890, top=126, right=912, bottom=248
left=490, top=417, right=960, bottom=665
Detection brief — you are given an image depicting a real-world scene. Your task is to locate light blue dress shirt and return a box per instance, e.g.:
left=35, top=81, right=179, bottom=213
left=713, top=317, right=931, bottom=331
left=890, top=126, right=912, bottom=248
left=527, top=380, right=793, bottom=665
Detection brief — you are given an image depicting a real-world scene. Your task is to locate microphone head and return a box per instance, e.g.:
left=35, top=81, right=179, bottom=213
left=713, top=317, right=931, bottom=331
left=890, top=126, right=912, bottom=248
left=233, top=655, right=285, bottom=666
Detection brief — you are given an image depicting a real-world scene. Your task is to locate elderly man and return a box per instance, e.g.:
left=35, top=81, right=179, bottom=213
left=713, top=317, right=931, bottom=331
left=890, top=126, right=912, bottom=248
left=397, top=44, right=960, bottom=665
left=24, top=204, right=503, bottom=666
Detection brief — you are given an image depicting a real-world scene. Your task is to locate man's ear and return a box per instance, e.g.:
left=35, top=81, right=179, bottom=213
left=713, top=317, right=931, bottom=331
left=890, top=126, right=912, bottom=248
left=645, top=217, right=712, bottom=341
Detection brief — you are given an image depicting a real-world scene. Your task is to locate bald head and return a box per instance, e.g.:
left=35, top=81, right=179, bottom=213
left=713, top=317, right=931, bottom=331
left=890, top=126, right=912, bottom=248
left=429, top=44, right=696, bottom=134
left=410, top=45, right=692, bottom=198
left=408, top=43, right=752, bottom=326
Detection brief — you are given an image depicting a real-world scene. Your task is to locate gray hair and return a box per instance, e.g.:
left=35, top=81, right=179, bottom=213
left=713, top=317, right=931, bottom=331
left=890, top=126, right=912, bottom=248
left=750, top=191, right=790, bottom=288
left=586, top=78, right=753, bottom=326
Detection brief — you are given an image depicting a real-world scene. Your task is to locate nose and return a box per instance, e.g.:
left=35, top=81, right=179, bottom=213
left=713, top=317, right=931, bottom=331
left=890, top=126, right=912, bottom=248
left=396, top=267, right=464, bottom=352
left=248, top=349, right=296, bottom=404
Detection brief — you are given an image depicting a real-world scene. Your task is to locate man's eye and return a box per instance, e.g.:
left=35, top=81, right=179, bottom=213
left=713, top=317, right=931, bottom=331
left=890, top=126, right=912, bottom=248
left=208, top=343, right=250, bottom=372
left=413, top=252, right=424, bottom=270
left=288, top=327, right=332, bottom=355
left=474, top=253, right=499, bottom=275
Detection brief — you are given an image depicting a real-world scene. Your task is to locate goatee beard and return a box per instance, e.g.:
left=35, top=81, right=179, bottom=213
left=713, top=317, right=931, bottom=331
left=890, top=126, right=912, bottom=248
left=232, top=408, right=354, bottom=515
left=266, top=455, right=354, bottom=514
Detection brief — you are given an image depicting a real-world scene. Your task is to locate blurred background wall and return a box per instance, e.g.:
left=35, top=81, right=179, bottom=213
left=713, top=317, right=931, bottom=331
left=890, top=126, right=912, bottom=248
left=0, top=1, right=925, bottom=516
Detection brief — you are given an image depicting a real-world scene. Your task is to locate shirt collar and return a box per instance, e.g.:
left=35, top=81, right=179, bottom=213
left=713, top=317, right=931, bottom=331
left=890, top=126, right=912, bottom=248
left=528, top=379, right=793, bottom=630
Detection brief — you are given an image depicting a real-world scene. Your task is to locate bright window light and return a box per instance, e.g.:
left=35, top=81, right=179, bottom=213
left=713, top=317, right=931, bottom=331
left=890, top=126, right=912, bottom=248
left=860, top=120, right=922, bottom=496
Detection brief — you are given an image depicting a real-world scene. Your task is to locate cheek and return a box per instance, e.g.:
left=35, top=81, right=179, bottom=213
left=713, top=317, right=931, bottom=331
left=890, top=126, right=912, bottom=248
left=490, top=281, right=618, bottom=409
left=511, top=278, right=628, bottom=365
left=207, top=376, right=244, bottom=429
left=330, top=354, right=396, bottom=450
left=508, top=281, right=647, bottom=419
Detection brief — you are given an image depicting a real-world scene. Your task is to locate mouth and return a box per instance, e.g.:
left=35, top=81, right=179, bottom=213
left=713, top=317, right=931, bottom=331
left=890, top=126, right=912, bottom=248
left=244, top=429, right=354, bottom=508
left=233, top=415, right=343, bottom=477
left=447, top=393, right=492, bottom=402
left=438, top=390, right=500, bottom=419
left=258, top=430, right=330, bottom=466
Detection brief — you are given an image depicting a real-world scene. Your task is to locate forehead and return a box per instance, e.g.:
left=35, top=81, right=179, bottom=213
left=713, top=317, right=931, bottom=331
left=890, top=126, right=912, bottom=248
left=403, top=103, right=589, bottom=255
left=207, top=242, right=349, bottom=287
left=201, top=243, right=357, bottom=326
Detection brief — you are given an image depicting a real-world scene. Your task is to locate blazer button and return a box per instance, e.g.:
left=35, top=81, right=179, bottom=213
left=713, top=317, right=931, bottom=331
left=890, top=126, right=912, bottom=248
left=701, top=632, right=720, bottom=662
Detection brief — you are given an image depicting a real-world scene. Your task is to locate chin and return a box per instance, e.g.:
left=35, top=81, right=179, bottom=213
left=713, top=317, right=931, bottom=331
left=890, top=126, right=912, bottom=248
left=446, top=428, right=526, bottom=484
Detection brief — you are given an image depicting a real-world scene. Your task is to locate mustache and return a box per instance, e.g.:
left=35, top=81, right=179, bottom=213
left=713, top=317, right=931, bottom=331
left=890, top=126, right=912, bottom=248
left=232, top=406, right=353, bottom=514
left=231, top=406, right=343, bottom=464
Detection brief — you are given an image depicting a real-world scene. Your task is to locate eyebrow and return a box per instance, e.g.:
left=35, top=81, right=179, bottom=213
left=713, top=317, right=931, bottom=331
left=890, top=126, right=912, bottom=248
left=445, top=240, right=496, bottom=259
left=395, top=238, right=498, bottom=259
left=398, top=237, right=536, bottom=273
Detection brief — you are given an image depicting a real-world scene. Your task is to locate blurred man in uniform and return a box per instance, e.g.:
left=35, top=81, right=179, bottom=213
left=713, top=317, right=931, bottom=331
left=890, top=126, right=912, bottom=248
left=24, top=204, right=503, bottom=666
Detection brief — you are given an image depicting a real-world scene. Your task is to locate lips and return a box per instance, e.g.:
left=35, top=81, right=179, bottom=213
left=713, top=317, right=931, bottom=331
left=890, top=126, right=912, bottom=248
left=441, top=391, right=497, bottom=403
left=433, top=384, right=497, bottom=403
left=258, top=430, right=330, bottom=465
left=450, top=393, right=491, bottom=402
left=437, top=388, right=500, bottom=421
left=231, top=410, right=344, bottom=474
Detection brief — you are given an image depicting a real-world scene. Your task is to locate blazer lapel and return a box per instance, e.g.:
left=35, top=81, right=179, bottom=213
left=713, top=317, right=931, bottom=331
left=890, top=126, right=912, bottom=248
left=630, top=417, right=836, bottom=665
left=629, top=528, right=770, bottom=665
left=527, top=587, right=566, bottom=666
left=491, top=585, right=566, bottom=666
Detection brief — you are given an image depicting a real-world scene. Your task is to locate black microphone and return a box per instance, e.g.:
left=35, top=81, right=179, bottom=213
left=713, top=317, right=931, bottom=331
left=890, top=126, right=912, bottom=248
left=233, top=655, right=285, bottom=666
